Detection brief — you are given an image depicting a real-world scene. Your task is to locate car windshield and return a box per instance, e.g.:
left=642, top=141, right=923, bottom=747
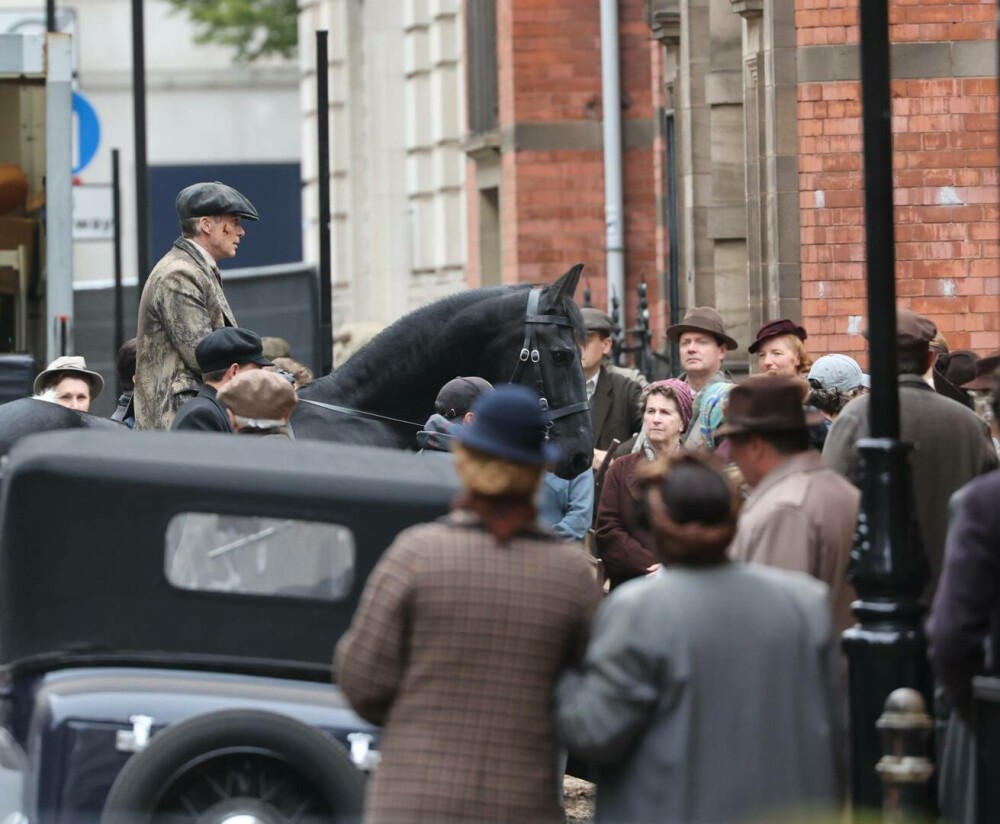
left=165, top=513, right=355, bottom=602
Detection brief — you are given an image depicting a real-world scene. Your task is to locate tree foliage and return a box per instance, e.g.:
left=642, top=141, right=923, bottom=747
left=167, top=0, right=298, bottom=63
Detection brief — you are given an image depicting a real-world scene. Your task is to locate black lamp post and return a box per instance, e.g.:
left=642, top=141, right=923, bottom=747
left=841, top=0, right=934, bottom=811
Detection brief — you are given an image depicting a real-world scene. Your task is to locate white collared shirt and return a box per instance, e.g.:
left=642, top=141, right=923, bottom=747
left=190, top=240, right=220, bottom=275
left=586, top=372, right=599, bottom=401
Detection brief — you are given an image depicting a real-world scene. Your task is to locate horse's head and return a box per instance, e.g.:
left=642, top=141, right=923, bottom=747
left=480, top=264, right=593, bottom=479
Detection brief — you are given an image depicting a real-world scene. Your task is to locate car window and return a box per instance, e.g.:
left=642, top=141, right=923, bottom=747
left=165, top=513, right=355, bottom=601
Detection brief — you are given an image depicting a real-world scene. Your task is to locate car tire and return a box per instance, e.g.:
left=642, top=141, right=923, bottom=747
left=101, top=709, right=364, bottom=824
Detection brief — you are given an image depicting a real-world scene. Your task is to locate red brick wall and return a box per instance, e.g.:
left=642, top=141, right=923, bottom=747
left=486, top=0, right=660, bottom=338
left=797, top=0, right=1000, bottom=362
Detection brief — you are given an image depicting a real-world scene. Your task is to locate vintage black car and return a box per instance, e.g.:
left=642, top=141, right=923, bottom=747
left=0, top=431, right=459, bottom=824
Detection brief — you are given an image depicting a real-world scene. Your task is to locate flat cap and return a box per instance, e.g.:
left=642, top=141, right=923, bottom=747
left=217, top=369, right=298, bottom=421
left=581, top=308, right=614, bottom=334
left=435, top=376, right=494, bottom=420
left=896, top=309, right=937, bottom=349
left=176, top=181, right=259, bottom=221
left=196, top=328, right=273, bottom=374
left=807, top=354, right=864, bottom=393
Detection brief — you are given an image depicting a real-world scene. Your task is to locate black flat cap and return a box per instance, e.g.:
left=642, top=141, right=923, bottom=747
left=176, top=182, right=259, bottom=221
left=196, top=328, right=273, bottom=374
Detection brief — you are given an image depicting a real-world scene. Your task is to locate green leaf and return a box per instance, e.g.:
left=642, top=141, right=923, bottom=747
left=166, top=0, right=298, bottom=63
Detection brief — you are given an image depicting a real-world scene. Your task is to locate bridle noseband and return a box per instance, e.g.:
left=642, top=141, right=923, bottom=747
left=509, top=288, right=591, bottom=436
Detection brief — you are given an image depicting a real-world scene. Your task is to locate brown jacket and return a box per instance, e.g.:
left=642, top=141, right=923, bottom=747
left=823, top=374, right=997, bottom=594
left=590, top=366, right=643, bottom=451
left=728, top=450, right=860, bottom=633
left=134, top=238, right=236, bottom=430
left=595, top=451, right=658, bottom=588
left=334, top=511, right=601, bottom=824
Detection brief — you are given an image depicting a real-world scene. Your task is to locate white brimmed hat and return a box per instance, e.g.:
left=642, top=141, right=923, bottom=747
left=33, top=356, right=105, bottom=399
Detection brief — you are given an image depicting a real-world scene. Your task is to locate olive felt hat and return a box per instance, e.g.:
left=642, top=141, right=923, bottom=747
left=176, top=182, right=259, bottom=221
left=715, top=377, right=823, bottom=438
left=665, top=306, right=738, bottom=351
left=33, top=356, right=105, bottom=399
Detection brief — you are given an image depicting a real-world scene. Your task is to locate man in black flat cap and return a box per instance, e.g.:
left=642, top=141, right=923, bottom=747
left=824, top=308, right=997, bottom=596
left=172, top=328, right=273, bottom=433
left=135, top=182, right=259, bottom=430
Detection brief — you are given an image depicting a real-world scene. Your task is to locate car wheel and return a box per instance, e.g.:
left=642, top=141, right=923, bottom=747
left=101, top=709, right=364, bottom=824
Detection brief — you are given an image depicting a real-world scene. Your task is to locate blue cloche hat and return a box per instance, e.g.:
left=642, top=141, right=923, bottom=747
left=454, top=384, right=561, bottom=466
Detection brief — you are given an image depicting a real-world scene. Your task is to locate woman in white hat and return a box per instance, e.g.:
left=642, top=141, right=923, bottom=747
left=33, top=356, right=104, bottom=413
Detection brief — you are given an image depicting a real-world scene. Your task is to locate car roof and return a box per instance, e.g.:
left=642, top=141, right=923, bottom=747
left=0, top=432, right=459, bottom=681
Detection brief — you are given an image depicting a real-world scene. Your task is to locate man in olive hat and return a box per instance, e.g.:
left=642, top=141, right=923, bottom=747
left=722, top=377, right=859, bottom=634
left=824, top=309, right=997, bottom=595
left=580, top=307, right=643, bottom=469
left=134, top=181, right=259, bottom=430
left=666, top=306, right=738, bottom=451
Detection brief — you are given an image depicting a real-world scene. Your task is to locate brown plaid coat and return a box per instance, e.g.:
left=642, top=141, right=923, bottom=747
left=134, top=238, right=236, bottom=430
left=334, top=511, right=602, bottom=824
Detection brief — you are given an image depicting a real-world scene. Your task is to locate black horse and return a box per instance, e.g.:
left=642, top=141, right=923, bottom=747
left=293, top=264, right=594, bottom=479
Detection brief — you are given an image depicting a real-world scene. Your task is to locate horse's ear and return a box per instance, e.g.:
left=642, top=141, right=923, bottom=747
left=538, top=263, right=584, bottom=312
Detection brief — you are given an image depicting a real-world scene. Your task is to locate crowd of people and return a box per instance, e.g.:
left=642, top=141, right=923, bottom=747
left=25, top=179, right=1000, bottom=822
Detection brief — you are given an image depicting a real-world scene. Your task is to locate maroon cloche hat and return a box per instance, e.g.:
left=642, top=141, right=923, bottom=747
left=748, top=319, right=808, bottom=354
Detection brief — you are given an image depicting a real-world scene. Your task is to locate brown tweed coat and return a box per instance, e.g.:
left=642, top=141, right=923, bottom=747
left=134, top=238, right=236, bottom=430
left=335, top=511, right=602, bottom=824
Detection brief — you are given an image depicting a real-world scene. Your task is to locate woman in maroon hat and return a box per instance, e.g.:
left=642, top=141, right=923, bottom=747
left=749, top=319, right=811, bottom=378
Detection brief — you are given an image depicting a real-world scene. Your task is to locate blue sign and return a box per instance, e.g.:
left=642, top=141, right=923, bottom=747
left=72, top=91, right=100, bottom=175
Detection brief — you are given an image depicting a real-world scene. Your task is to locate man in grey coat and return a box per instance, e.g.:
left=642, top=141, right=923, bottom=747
left=135, top=182, right=258, bottom=430
left=555, top=453, right=845, bottom=824
left=823, top=309, right=997, bottom=594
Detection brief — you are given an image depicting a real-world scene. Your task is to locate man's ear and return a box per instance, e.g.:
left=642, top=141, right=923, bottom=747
left=463, top=411, right=476, bottom=425
left=600, top=336, right=613, bottom=356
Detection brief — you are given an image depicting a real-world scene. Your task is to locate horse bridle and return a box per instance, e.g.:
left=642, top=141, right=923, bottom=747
left=509, top=288, right=591, bottom=434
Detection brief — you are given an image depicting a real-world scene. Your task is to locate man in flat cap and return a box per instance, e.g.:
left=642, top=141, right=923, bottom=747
left=134, top=181, right=258, bottom=430
left=824, top=309, right=997, bottom=595
left=580, top=307, right=643, bottom=469
left=172, top=327, right=273, bottom=433
left=217, top=368, right=298, bottom=439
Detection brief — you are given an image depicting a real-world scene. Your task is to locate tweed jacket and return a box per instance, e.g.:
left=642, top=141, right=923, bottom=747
left=170, top=384, right=232, bottom=433
left=824, top=374, right=997, bottom=593
left=555, top=563, right=844, bottom=824
left=335, top=511, right=601, bottom=824
left=590, top=366, right=643, bottom=451
left=728, top=450, right=860, bottom=633
left=134, top=238, right=236, bottom=430
left=595, top=451, right=658, bottom=589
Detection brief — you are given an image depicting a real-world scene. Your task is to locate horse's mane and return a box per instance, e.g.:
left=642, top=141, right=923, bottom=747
left=299, top=280, right=584, bottom=413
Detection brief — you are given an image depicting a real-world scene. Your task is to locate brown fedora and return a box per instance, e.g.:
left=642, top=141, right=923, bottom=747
left=715, top=377, right=823, bottom=438
left=666, top=306, right=738, bottom=350
left=960, top=351, right=999, bottom=391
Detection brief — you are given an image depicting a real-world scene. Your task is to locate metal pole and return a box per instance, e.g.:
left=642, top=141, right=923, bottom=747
left=112, top=149, right=124, bottom=367
left=132, top=0, right=150, bottom=291
left=599, top=0, right=626, bottom=323
left=665, top=110, right=681, bottom=375
left=841, top=0, right=935, bottom=812
left=316, top=30, right=333, bottom=377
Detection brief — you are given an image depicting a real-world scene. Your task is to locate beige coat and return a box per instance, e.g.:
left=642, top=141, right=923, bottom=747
left=335, top=511, right=601, bottom=824
left=729, top=450, right=860, bottom=633
left=134, top=238, right=236, bottom=430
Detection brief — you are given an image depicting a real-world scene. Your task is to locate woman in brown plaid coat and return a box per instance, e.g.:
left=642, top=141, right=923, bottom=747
left=335, top=385, right=602, bottom=824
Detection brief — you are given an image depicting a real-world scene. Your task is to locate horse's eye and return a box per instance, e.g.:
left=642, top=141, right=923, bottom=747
left=552, top=351, right=571, bottom=364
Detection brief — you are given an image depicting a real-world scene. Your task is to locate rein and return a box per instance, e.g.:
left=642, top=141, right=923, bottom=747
left=300, top=288, right=590, bottom=434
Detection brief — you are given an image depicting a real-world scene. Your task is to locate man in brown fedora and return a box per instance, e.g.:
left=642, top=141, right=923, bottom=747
left=666, top=306, right=738, bottom=451
left=722, top=377, right=860, bottom=633
left=824, top=309, right=997, bottom=596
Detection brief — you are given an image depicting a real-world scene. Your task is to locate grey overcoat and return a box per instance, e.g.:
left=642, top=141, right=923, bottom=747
left=823, top=374, right=997, bottom=593
left=555, top=563, right=845, bottom=824
left=134, top=238, right=236, bottom=430
left=335, top=512, right=601, bottom=824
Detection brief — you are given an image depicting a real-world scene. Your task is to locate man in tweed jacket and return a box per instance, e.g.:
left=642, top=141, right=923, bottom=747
left=335, top=386, right=601, bottom=824
left=134, top=182, right=257, bottom=430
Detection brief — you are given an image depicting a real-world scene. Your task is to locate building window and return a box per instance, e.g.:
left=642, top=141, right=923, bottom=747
left=465, top=0, right=498, bottom=135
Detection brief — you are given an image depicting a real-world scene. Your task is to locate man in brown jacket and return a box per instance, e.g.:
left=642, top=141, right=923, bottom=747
left=335, top=385, right=601, bottom=824
left=134, top=182, right=258, bottom=430
left=723, top=378, right=860, bottom=633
